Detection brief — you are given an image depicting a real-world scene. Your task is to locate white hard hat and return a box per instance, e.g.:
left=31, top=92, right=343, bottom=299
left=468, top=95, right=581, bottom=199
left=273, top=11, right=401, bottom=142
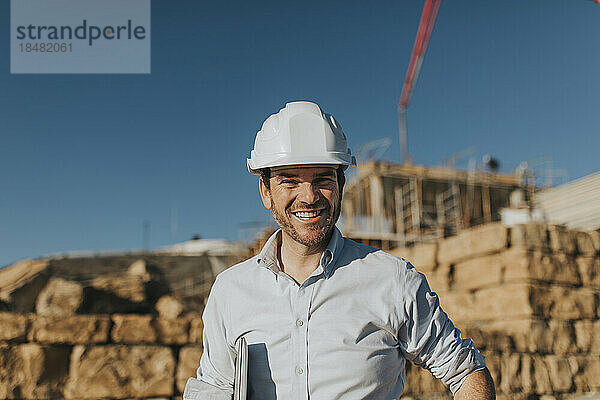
left=247, top=101, right=356, bottom=174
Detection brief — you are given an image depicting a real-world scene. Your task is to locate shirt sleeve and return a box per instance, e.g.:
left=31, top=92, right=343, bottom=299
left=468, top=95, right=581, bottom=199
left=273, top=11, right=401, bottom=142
left=183, top=276, right=235, bottom=400
left=397, top=262, right=486, bottom=394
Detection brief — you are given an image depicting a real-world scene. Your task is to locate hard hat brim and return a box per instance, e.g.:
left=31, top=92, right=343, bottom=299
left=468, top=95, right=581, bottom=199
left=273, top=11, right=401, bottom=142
left=247, top=154, right=356, bottom=175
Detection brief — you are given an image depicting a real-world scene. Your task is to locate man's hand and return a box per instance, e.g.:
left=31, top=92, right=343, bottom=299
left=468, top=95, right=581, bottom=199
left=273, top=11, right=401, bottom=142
left=454, top=367, right=495, bottom=399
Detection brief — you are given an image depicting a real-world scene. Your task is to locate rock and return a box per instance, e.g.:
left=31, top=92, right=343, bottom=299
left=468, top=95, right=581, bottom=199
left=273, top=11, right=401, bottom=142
left=546, top=355, right=574, bottom=392
left=437, top=223, right=508, bottom=265
left=441, top=278, right=597, bottom=324
left=91, top=275, right=147, bottom=303
left=533, top=356, right=553, bottom=394
left=567, top=394, right=600, bottom=400
left=111, top=314, right=156, bottom=343
left=521, top=252, right=582, bottom=286
left=440, top=283, right=534, bottom=322
left=548, top=225, right=577, bottom=254
left=0, top=343, right=70, bottom=399
left=452, top=248, right=528, bottom=291
left=80, top=270, right=167, bottom=314
left=574, top=320, right=600, bottom=353
left=591, top=230, right=600, bottom=254
left=29, top=315, right=110, bottom=344
left=189, top=317, right=204, bottom=344
left=576, top=232, right=597, bottom=255
left=530, top=285, right=597, bottom=320
left=573, top=356, right=600, bottom=392
left=0, top=259, right=50, bottom=312
left=481, top=319, right=552, bottom=353
left=548, top=320, right=577, bottom=355
left=521, top=354, right=535, bottom=393
left=438, top=291, right=476, bottom=322
left=411, top=242, right=438, bottom=268
left=176, top=346, right=203, bottom=393
left=79, top=286, right=147, bottom=315
left=421, top=264, right=451, bottom=293
left=460, top=325, right=513, bottom=353
left=390, top=242, right=438, bottom=269
left=155, top=318, right=189, bottom=345
left=83, top=265, right=171, bottom=314
left=509, top=223, right=549, bottom=250
left=576, top=256, right=600, bottom=288
left=36, top=278, right=83, bottom=316
left=452, top=248, right=584, bottom=290
left=64, top=345, right=175, bottom=399
left=500, top=353, right=522, bottom=393
left=128, top=259, right=151, bottom=281
left=155, top=295, right=183, bottom=319
left=0, top=312, right=28, bottom=342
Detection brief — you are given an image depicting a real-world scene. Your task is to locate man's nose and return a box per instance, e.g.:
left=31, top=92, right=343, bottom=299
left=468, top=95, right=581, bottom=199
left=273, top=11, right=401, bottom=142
left=297, top=182, right=319, bottom=204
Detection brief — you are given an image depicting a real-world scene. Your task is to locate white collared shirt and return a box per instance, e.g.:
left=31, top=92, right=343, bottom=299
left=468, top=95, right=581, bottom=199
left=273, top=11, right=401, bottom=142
left=184, top=227, right=485, bottom=399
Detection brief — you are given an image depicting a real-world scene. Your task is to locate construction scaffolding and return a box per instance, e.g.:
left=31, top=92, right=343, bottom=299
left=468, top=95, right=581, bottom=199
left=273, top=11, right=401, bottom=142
left=341, top=161, right=530, bottom=249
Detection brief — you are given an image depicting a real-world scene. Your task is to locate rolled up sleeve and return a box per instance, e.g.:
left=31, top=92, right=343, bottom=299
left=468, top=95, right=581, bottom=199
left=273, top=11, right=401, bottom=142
left=397, top=263, right=486, bottom=394
left=183, top=276, right=235, bottom=400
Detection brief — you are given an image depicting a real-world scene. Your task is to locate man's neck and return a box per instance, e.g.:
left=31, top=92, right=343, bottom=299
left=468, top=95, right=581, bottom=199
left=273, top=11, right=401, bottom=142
left=277, top=231, right=332, bottom=285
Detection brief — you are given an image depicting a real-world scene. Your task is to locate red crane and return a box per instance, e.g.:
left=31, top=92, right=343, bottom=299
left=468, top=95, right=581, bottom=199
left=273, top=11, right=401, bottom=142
left=398, top=0, right=442, bottom=164
left=398, top=0, right=600, bottom=164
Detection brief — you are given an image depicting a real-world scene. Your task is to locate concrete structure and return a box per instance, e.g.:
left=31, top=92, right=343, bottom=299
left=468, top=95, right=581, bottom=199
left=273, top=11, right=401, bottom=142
left=341, top=161, right=528, bottom=249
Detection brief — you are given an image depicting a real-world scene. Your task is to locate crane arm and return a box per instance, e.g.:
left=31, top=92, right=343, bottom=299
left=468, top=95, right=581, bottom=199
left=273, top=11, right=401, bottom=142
left=398, top=0, right=442, bottom=163
left=399, top=0, right=442, bottom=110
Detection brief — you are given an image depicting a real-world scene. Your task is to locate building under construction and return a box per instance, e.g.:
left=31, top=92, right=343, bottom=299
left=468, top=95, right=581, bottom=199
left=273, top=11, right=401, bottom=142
left=341, top=161, right=530, bottom=249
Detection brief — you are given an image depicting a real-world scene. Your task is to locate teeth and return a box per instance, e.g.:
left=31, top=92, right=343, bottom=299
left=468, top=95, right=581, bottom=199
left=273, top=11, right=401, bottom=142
left=294, top=210, right=320, bottom=218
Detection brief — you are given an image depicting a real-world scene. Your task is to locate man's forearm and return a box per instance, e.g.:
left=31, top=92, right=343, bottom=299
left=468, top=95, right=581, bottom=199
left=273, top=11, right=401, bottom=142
left=454, top=367, right=496, bottom=400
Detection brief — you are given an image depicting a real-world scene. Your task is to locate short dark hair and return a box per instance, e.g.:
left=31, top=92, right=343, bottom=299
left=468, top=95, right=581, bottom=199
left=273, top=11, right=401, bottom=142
left=260, top=168, right=272, bottom=190
left=260, top=166, right=346, bottom=191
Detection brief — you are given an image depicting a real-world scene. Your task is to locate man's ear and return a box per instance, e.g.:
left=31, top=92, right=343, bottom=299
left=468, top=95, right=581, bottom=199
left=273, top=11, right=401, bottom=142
left=259, top=177, right=272, bottom=210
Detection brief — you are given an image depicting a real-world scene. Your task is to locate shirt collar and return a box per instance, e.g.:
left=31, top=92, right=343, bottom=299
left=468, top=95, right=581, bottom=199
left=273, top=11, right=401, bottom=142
left=256, top=229, right=282, bottom=273
left=256, top=226, right=344, bottom=278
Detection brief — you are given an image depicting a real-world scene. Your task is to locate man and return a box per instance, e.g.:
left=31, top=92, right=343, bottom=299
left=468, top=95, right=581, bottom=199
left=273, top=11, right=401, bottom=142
left=184, top=101, right=495, bottom=399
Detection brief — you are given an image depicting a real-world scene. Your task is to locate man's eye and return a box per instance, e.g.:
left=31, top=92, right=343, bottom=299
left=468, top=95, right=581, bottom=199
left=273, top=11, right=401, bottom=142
left=280, top=180, right=297, bottom=185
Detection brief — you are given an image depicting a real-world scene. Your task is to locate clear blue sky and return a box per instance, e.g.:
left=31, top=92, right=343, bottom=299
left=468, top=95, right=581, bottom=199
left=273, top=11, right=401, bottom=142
left=1, top=0, right=599, bottom=267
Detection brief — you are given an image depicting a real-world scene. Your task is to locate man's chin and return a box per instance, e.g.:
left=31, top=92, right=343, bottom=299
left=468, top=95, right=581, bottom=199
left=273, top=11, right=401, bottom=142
left=286, top=226, right=333, bottom=248
left=272, top=208, right=337, bottom=248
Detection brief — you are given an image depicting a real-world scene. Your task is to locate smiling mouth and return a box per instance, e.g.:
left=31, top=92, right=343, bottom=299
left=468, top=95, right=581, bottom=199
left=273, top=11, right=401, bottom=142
left=291, top=209, right=324, bottom=221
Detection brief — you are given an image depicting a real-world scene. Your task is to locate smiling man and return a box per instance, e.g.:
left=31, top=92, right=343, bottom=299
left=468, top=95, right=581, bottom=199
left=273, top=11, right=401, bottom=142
left=258, top=165, right=345, bottom=285
left=184, top=101, right=495, bottom=399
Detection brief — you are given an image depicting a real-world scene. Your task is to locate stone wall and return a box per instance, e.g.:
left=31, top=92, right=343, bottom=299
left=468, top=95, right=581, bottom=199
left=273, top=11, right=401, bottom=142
left=0, top=255, right=229, bottom=400
left=391, top=223, right=600, bottom=400
left=0, top=311, right=202, bottom=399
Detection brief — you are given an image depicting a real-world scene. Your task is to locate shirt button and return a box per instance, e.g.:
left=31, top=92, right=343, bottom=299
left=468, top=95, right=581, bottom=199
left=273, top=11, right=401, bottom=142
left=296, top=319, right=304, bottom=327
left=296, top=367, right=304, bottom=375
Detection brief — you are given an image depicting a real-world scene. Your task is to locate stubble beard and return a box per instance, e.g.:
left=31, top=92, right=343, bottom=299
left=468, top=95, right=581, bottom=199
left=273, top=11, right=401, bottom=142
left=269, top=193, right=342, bottom=249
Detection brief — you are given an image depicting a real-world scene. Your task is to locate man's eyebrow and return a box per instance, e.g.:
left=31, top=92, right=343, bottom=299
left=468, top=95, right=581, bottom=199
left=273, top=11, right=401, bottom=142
left=273, top=172, right=298, bottom=179
left=272, top=170, right=336, bottom=179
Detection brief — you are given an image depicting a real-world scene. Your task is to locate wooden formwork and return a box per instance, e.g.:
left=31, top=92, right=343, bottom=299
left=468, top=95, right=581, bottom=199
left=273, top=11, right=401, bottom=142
left=342, top=161, right=530, bottom=249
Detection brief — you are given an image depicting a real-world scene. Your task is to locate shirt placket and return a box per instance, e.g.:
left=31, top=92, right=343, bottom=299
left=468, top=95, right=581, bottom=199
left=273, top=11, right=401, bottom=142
left=290, top=281, right=312, bottom=400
